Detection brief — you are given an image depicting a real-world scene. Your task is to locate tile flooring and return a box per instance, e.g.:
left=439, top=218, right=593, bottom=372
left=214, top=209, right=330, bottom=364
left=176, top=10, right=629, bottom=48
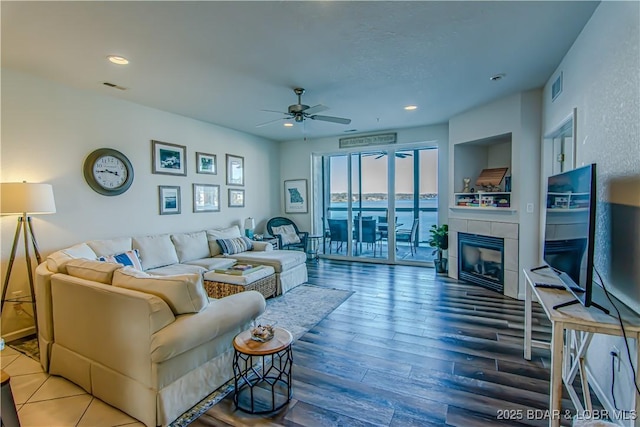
left=1, top=346, right=144, bottom=427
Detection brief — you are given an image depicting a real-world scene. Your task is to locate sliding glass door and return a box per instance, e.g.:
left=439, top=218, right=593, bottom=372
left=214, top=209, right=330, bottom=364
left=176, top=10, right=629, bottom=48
left=316, top=146, right=438, bottom=264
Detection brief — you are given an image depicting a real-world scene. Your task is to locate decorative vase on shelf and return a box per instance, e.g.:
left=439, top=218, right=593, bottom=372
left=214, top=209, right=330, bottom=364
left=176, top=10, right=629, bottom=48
left=462, top=178, right=470, bottom=193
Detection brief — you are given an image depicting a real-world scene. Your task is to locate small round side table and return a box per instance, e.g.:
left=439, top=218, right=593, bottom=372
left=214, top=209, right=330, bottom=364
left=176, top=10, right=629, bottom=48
left=232, top=327, right=293, bottom=414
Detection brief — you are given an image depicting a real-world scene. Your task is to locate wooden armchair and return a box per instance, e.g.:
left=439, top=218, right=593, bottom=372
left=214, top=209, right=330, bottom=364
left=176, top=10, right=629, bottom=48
left=266, top=217, right=308, bottom=251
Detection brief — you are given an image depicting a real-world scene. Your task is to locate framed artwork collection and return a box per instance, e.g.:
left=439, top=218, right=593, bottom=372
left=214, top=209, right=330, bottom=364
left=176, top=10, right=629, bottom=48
left=284, top=179, right=308, bottom=213
left=192, top=183, right=220, bottom=213
left=152, top=140, right=187, bottom=176
left=158, top=185, right=181, bottom=215
left=226, top=154, right=244, bottom=186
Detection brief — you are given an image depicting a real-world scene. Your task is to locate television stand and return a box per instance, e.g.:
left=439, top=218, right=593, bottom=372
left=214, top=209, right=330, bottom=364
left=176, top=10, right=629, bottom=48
left=523, top=268, right=640, bottom=427
left=552, top=298, right=609, bottom=315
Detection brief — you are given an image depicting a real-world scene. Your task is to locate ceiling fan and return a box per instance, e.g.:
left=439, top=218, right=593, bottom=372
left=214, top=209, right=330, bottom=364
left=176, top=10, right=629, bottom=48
left=256, top=88, right=352, bottom=127
left=362, top=151, right=413, bottom=159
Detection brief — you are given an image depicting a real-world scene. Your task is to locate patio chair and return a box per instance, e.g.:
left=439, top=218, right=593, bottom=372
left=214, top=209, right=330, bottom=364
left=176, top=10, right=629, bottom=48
left=356, top=218, right=382, bottom=257
left=396, top=218, right=419, bottom=256
left=327, top=219, right=351, bottom=254
left=266, top=217, right=308, bottom=251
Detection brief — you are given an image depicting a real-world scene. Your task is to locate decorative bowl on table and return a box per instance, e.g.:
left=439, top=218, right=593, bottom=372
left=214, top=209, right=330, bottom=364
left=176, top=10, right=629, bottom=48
left=250, top=323, right=275, bottom=342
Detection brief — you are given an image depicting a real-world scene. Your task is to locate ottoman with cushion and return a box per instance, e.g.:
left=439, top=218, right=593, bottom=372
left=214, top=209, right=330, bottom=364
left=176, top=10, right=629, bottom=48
left=206, top=226, right=307, bottom=295
left=203, top=265, right=276, bottom=299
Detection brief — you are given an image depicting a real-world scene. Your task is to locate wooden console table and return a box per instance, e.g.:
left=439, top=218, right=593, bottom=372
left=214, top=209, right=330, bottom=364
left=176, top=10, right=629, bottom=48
left=524, top=268, right=640, bottom=427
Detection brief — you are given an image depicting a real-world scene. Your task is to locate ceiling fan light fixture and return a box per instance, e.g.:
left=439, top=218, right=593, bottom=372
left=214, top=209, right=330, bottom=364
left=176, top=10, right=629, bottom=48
left=404, top=105, right=418, bottom=111
left=107, top=55, right=129, bottom=65
left=284, top=123, right=294, bottom=127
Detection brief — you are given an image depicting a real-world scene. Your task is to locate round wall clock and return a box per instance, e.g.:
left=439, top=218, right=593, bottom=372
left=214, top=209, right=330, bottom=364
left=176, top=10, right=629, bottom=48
left=83, top=148, right=134, bottom=196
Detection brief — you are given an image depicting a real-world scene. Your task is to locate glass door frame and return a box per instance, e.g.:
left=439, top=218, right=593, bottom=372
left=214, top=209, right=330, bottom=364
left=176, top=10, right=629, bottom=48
left=312, top=141, right=437, bottom=266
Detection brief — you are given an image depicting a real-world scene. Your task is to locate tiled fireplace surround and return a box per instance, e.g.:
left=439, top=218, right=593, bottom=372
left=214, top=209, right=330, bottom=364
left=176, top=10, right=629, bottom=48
left=448, top=218, right=519, bottom=299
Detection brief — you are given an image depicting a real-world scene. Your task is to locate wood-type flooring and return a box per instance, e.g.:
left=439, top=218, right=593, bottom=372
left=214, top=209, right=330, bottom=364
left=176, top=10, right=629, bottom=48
left=193, top=259, right=581, bottom=427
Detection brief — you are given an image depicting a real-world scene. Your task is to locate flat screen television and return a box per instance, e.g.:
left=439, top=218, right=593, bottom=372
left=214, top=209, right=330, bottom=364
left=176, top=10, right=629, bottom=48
left=540, top=164, right=606, bottom=312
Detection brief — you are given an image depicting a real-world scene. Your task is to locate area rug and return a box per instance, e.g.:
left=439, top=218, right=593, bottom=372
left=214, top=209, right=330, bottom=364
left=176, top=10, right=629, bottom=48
left=8, top=335, right=40, bottom=361
left=169, top=284, right=353, bottom=427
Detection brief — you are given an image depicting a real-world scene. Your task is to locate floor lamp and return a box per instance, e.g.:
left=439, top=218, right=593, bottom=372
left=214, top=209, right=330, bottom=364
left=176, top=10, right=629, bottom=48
left=1, top=182, right=56, bottom=337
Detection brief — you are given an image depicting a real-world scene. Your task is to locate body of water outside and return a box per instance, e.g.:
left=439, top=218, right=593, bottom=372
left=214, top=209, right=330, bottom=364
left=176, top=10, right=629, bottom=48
left=327, top=199, right=439, bottom=243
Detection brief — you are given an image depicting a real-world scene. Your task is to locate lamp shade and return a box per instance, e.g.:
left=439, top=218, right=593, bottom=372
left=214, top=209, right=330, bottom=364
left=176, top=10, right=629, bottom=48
left=244, top=217, right=255, bottom=230
left=1, top=182, right=56, bottom=215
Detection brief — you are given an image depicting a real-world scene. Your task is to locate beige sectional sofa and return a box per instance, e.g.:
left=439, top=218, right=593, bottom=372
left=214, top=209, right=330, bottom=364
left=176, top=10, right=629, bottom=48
left=33, top=225, right=308, bottom=426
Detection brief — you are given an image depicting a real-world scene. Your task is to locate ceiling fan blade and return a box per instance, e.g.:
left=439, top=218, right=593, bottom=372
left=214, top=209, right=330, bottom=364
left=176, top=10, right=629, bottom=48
left=260, top=109, right=288, bottom=114
left=256, top=117, right=288, bottom=127
left=303, top=104, right=329, bottom=115
left=309, top=115, right=351, bottom=125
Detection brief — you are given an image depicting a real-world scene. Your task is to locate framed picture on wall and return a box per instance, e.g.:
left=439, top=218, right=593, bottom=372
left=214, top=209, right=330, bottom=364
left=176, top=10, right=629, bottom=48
left=152, top=140, right=187, bottom=176
left=228, top=189, right=245, bottom=207
left=226, top=154, right=244, bottom=186
left=196, top=152, right=217, bottom=174
left=284, top=179, right=308, bottom=213
left=192, top=183, right=220, bottom=213
left=158, top=185, right=181, bottom=215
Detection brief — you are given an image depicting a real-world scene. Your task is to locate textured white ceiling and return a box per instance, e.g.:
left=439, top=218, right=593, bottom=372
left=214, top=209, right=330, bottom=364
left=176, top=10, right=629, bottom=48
left=1, top=1, right=599, bottom=142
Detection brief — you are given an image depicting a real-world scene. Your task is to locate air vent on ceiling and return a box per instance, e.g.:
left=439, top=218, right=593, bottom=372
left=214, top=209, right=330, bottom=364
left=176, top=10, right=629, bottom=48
left=102, top=82, right=127, bottom=91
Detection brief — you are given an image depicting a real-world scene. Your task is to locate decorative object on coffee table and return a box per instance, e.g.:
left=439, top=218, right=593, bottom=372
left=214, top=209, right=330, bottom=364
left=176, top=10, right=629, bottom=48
left=233, top=327, right=293, bottom=414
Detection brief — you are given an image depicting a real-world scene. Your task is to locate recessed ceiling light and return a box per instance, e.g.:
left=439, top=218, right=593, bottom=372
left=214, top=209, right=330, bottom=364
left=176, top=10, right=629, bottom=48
left=490, top=73, right=506, bottom=81
left=107, top=55, right=129, bottom=65
left=404, top=105, right=418, bottom=111
left=284, top=123, right=294, bottom=127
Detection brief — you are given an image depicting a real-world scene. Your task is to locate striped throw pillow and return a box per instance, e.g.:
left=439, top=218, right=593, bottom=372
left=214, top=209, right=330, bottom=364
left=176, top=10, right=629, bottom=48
left=216, top=236, right=254, bottom=255
left=98, top=249, right=143, bottom=270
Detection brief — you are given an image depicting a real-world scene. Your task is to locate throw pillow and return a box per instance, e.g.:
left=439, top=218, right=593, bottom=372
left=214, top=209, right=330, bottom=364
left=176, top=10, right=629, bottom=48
left=216, top=236, right=254, bottom=255
left=97, top=249, right=143, bottom=270
left=46, top=243, right=98, bottom=274
left=66, top=259, right=122, bottom=284
left=272, top=224, right=301, bottom=245
left=206, top=226, right=242, bottom=256
left=112, top=267, right=209, bottom=315
left=132, top=234, right=179, bottom=270
left=170, top=231, right=210, bottom=263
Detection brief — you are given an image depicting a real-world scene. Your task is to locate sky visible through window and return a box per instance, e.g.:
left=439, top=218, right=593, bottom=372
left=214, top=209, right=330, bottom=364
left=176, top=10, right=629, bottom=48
left=330, top=148, right=438, bottom=194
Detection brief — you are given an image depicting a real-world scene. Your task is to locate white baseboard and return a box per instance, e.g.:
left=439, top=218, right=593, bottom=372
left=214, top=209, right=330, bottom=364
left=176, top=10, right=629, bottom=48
left=2, top=326, right=36, bottom=343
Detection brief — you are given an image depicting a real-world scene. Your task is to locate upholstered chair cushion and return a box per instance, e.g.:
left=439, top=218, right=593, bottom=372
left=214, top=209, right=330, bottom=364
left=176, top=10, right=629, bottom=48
left=112, top=267, right=208, bottom=315
left=272, top=224, right=301, bottom=245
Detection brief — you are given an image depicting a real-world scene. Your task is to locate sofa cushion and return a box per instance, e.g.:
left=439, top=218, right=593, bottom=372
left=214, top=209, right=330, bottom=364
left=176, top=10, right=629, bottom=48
left=97, top=249, right=143, bottom=270
left=87, top=237, right=133, bottom=257
left=271, top=225, right=301, bottom=245
left=183, top=257, right=236, bottom=271
left=133, top=234, right=179, bottom=270
left=147, top=264, right=207, bottom=276
left=226, top=250, right=307, bottom=273
left=170, top=231, right=210, bottom=263
left=216, top=237, right=253, bottom=255
left=46, top=243, right=97, bottom=274
left=66, top=259, right=121, bottom=284
left=206, top=226, right=242, bottom=256
left=113, top=267, right=208, bottom=315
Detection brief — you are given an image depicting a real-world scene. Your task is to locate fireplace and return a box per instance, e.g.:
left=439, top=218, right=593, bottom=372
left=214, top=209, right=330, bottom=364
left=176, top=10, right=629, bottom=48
left=458, top=233, right=505, bottom=293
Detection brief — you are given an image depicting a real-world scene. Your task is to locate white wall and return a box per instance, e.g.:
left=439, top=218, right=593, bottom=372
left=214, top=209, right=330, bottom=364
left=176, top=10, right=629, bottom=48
left=1, top=69, right=281, bottom=336
left=448, top=90, right=542, bottom=299
left=277, top=124, right=450, bottom=233
left=541, top=1, right=639, bottom=418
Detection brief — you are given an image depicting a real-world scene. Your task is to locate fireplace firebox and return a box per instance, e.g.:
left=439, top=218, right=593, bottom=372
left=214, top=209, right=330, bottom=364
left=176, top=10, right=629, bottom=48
left=458, top=233, right=505, bottom=293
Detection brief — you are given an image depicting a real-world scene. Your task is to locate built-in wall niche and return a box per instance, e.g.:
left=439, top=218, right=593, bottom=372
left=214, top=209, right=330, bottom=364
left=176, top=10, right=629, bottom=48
left=452, top=133, right=513, bottom=210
